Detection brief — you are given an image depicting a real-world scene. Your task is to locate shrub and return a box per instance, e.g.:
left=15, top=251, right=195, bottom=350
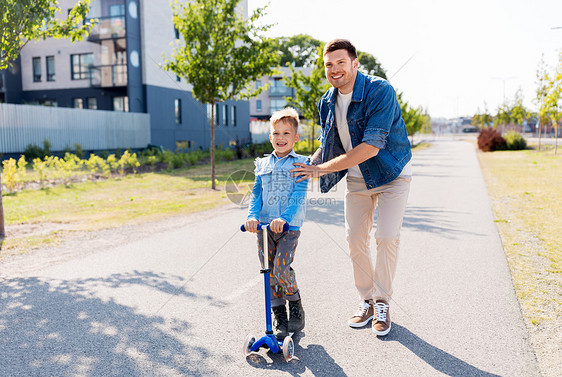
left=1, top=158, right=19, bottom=192
left=169, top=153, right=186, bottom=169
left=477, top=128, right=506, bottom=152
left=146, top=155, right=158, bottom=166
left=294, top=140, right=320, bottom=155
left=17, top=156, right=27, bottom=178
left=121, top=150, right=140, bottom=173
left=247, top=142, right=272, bottom=157
left=217, top=148, right=235, bottom=161
left=24, top=143, right=45, bottom=160
left=504, top=131, right=527, bottom=150
left=74, top=143, right=84, bottom=158
left=42, top=139, right=51, bottom=156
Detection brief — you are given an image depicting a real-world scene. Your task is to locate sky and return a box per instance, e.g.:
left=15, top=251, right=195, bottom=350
left=247, top=0, right=562, bottom=119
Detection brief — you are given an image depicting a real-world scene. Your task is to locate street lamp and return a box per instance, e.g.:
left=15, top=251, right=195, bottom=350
left=492, top=76, right=518, bottom=104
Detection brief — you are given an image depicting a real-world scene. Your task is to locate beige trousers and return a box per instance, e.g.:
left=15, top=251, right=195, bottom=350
left=345, top=175, right=411, bottom=301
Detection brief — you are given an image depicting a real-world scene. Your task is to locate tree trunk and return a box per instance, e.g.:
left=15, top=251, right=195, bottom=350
left=210, top=100, right=216, bottom=190
left=555, top=124, right=559, bottom=155
left=0, top=174, right=5, bottom=251
left=537, top=121, right=542, bottom=151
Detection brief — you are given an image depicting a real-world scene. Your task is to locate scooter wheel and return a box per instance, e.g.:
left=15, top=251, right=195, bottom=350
left=282, top=336, right=294, bottom=362
left=243, top=333, right=256, bottom=357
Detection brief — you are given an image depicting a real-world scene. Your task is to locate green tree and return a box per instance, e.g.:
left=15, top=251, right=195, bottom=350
left=273, top=34, right=386, bottom=78
left=163, top=0, right=278, bottom=190
left=357, top=51, right=387, bottom=79
left=544, top=53, right=562, bottom=154
left=511, top=89, right=530, bottom=129
left=0, top=0, right=94, bottom=249
left=494, top=103, right=511, bottom=134
left=536, top=56, right=551, bottom=151
left=284, top=46, right=330, bottom=154
left=273, top=34, right=323, bottom=67
left=472, top=103, right=493, bottom=129
left=398, top=93, right=425, bottom=145
left=0, top=0, right=94, bottom=69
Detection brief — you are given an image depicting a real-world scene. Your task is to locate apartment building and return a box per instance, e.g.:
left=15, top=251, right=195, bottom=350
left=0, top=0, right=251, bottom=151
left=250, top=66, right=313, bottom=120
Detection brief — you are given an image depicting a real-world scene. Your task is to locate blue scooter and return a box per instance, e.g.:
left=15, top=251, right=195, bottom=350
left=240, top=222, right=294, bottom=362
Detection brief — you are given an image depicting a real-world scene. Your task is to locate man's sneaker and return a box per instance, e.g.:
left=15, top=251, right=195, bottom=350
left=372, top=299, right=391, bottom=336
left=272, top=305, right=289, bottom=340
left=348, top=300, right=374, bottom=328
left=288, top=299, right=305, bottom=333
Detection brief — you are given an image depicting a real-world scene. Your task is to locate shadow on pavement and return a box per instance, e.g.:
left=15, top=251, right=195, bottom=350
left=0, top=271, right=216, bottom=376
left=380, top=323, right=501, bottom=377
left=403, top=206, right=485, bottom=238
left=246, top=332, right=347, bottom=377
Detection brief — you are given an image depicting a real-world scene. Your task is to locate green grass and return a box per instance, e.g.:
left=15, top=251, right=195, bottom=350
left=1, top=159, right=255, bottom=256
left=478, top=146, right=561, bottom=327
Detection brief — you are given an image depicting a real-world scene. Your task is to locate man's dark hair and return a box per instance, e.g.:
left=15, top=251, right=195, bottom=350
left=323, top=39, right=358, bottom=60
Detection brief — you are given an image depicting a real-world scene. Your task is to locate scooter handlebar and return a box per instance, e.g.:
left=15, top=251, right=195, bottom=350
left=240, top=223, right=290, bottom=232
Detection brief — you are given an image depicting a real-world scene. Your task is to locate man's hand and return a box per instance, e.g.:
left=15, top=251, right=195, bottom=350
left=270, top=218, right=287, bottom=233
left=245, top=218, right=259, bottom=233
left=290, top=163, right=326, bottom=183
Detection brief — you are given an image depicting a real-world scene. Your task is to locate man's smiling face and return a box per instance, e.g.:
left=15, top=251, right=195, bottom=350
left=324, top=49, right=358, bottom=94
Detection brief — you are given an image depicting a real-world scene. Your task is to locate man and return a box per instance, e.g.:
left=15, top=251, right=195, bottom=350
left=291, top=39, right=412, bottom=336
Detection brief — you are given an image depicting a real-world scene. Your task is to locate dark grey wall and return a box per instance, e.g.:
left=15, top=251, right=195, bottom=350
left=145, top=85, right=251, bottom=151
left=1, top=57, right=23, bottom=103
left=125, top=0, right=145, bottom=113
left=21, top=87, right=126, bottom=110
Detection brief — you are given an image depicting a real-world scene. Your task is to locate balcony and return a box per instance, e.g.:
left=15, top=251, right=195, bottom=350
left=90, top=64, right=127, bottom=88
left=87, top=16, right=126, bottom=42
left=269, top=86, right=293, bottom=97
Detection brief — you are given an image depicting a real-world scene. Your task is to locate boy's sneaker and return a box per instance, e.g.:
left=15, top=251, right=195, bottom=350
left=288, top=299, right=305, bottom=333
left=372, top=299, right=391, bottom=336
left=348, top=300, right=374, bottom=328
left=272, top=305, right=289, bottom=340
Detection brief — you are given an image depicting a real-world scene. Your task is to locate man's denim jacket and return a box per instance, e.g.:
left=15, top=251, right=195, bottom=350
left=318, top=71, right=412, bottom=193
left=247, top=150, right=309, bottom=230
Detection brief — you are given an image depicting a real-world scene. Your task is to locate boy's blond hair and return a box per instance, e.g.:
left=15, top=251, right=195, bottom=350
left=270, top=107, right=299, bottom=132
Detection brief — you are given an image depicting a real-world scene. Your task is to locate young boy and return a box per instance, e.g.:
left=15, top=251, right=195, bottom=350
left=245, top=107, right=309, bottom=340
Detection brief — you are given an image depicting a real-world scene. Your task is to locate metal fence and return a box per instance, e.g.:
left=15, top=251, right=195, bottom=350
left=0, top=103, right=150, bottom=154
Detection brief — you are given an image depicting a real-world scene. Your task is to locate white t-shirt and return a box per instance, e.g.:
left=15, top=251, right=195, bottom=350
left=335, top=90, right=363, bottom=177
left=336, top=90, right=413, bottom=179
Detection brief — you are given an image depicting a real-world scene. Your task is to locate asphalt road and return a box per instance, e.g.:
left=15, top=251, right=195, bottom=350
left=0, top=140, right=540, bottom=376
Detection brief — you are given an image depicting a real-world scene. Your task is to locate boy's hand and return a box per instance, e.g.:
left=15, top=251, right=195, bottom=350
left=270, top=218, right=287, bottom=233
left=245, top=219, right=259, bottom=233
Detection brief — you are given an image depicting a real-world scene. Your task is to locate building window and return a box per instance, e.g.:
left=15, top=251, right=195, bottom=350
left=174, top=26, right=180, bottom=39
left=231, top=105, right=236, bottom=126
left=87, top=97, right=98, bottom=110
left=215, top=103, right=220, bottom=125
left=256, top=80, right=261, bottom=88
left=176, top=74, right=181, bottom=82
left=113, top=96, right=129, bottom=112
left=256, top=100, right=262, bottom=112
left=46, top=56, right=55, bottom=81
left=71, top=53, right=94, bottom=80
left=73, top=98, right=84, bottom=109
left=223, top=104, right=228, bottom=126
left=270, top=99, right=287, bottom=112
left=32, top=57, right=41, bottom=82
left=270, top=78, right=291, bottom=96
left=175, top=98, right=182, bottom=124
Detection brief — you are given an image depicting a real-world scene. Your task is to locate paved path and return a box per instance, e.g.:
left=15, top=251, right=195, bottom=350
left=0, top=140, right=539, bottom=376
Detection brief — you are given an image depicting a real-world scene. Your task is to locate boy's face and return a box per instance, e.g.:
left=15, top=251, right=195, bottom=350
left=269, top=119, right=300, bottom=158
